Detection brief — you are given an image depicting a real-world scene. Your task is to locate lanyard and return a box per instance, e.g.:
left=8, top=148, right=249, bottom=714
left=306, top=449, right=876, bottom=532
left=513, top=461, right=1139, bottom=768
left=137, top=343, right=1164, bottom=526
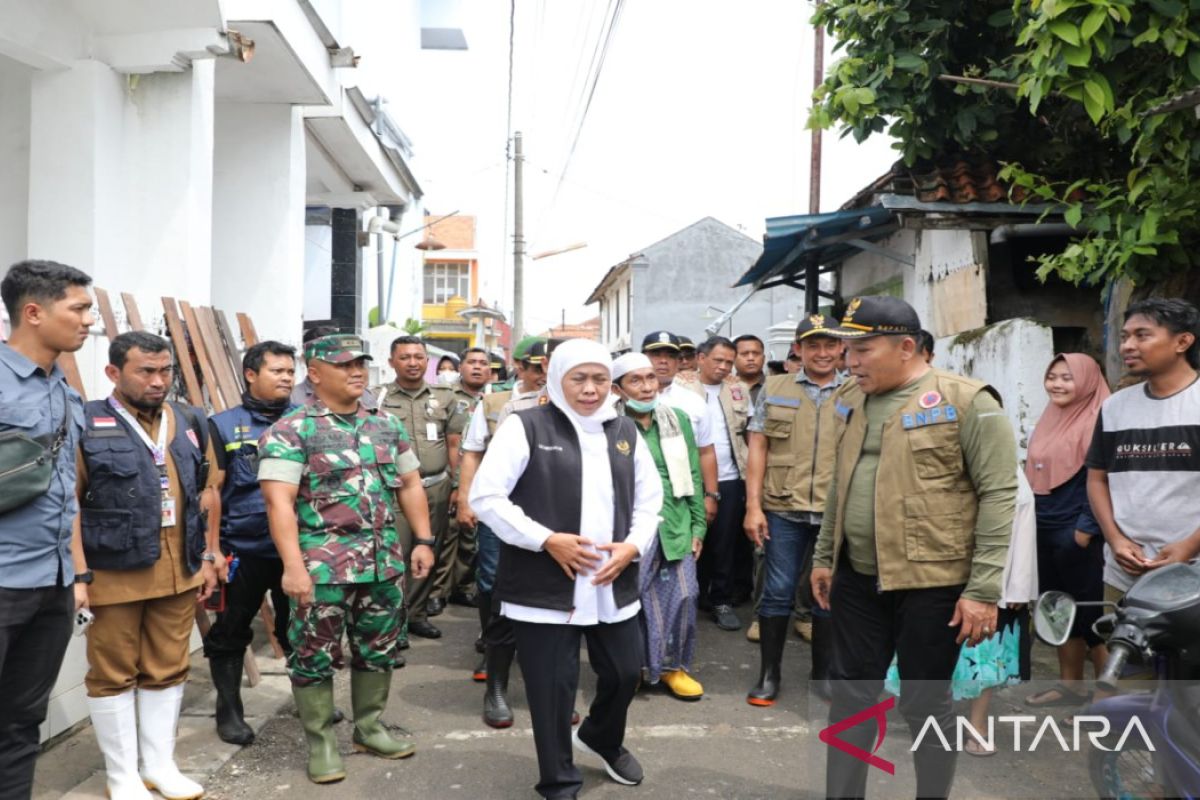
left=107, top=396, right=169, bottom=471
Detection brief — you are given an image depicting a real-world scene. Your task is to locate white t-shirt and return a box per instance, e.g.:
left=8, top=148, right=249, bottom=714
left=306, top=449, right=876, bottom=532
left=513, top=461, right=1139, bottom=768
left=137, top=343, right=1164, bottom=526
left=662, top=383, right=714, bottom=448
left=1085, top=377, right=1200, bottom=590
left=704, top=383, right=740, bottom=481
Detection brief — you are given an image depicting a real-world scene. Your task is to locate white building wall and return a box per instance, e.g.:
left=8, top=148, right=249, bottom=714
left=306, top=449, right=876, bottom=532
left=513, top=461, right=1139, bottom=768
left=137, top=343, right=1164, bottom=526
left=0, top=59, right=31, bottom=272
left=212, top=103, right=307, bottom=345
left=937, top=317, right=1053, bottom=460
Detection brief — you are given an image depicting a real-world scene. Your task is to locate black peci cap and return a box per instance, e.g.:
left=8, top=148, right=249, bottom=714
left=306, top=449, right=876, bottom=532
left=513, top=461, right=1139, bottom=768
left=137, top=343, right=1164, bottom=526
left=641, top=330, right=681, bottom=352
left=827, top=296, right=922, bottom=339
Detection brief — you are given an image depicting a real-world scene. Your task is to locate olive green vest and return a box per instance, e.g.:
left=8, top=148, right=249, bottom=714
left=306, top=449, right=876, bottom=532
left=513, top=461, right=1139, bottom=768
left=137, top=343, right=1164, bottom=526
left=759, top=374, right=839, bottom=513
left=830, top=369, right=995, bottom=591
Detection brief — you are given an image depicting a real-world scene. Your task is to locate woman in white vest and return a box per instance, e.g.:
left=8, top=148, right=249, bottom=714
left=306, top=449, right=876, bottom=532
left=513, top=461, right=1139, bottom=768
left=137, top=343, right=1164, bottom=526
left=471, top=339, right=664, bottom=800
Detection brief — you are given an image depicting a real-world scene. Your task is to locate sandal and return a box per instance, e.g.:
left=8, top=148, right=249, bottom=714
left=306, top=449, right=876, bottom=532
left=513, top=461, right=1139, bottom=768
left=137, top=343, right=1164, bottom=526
left=1024, top=683, right=1091, bottom=708
left=964, top=738, right=997, bottom=757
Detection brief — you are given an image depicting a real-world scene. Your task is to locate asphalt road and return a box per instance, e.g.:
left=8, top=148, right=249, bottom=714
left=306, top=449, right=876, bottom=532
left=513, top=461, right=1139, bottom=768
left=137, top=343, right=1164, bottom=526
left=201, top=604, right=1097, bottom=800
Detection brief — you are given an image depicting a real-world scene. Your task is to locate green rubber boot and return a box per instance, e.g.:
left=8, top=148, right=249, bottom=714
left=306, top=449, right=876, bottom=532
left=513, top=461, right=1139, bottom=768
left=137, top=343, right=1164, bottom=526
left=293, top=681, right=346, bottom=784
left=351, top=670, right=415, bottom=759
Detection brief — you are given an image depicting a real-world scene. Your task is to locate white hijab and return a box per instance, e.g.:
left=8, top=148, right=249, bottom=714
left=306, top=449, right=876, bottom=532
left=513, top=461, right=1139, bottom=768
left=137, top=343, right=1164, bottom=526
left=547, top=339, right=617, bottom=434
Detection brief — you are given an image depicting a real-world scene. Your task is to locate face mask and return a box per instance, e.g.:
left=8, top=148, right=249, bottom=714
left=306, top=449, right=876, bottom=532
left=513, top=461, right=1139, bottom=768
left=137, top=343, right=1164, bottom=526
left=438, top=371, right=460, bottom=385
left=624, top=396, right=658, bottom=413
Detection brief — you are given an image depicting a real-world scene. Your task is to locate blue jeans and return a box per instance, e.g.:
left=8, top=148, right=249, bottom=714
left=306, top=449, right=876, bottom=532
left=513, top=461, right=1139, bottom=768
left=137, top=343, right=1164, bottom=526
left=760, top=514, right=828, bottom=619
left=475, top=521, right=501, bottom=595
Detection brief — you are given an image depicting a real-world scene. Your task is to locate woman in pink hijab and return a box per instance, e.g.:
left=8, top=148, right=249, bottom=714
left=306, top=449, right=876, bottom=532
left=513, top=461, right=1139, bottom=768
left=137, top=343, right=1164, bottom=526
left=1024, top=353, right=1110, bottom=709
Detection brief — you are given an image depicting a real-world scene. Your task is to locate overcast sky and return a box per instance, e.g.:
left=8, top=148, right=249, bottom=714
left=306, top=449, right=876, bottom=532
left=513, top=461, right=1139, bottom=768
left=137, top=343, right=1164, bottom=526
left=406, top=0, right=897, bottom=335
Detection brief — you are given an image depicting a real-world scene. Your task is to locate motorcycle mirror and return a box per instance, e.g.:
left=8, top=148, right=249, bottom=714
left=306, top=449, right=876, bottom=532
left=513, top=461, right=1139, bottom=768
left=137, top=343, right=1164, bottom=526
left=1033, top=590, right=1077, bottom=646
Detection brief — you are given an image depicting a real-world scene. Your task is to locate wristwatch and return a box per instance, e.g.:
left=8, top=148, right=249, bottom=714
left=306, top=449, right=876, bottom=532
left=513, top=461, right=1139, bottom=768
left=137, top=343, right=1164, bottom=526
left=201, top=552, right=219, bottom=564
left=704, top=491, right=722, bottom=501
left=414, top=537, right=438, bottom=548
left=74, top=570, right=94, bottom=585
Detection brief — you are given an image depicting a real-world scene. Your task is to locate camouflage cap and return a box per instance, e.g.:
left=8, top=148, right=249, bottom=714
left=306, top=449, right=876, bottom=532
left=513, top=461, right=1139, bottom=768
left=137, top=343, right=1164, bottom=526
left=304, top=334, right=372, bottom=364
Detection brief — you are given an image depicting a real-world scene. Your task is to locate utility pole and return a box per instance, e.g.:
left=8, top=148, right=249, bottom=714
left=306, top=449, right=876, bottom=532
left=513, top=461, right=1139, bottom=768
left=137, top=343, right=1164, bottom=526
left=512, top=131, right=525, bottom=342
left=806, top=7, right=825, bottom=314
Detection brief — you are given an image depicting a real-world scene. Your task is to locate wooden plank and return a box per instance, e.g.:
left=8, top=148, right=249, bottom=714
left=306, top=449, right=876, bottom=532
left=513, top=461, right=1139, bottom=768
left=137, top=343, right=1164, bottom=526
left=179, top=301, right=225, bottom=412
left=236, top=313, right=259, bottom=347
left=56, top=353, right=87, bottom=399
left=260, top=599, right=285, bottom=659
left=94, top=288, right=120, bottom=341
left=196, top=307, right=240, bottom=407
left=215, top=310, right=246, bottom=393
left=161, top=298, right=206, bottom=408
left=120, top=293, right=145, bottom=331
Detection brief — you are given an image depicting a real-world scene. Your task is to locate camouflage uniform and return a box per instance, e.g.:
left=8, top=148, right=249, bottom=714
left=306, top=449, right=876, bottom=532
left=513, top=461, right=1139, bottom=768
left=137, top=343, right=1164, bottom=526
left=372, top=381, right=470, bottom=621
left=259, top=378, right=420, bottom=687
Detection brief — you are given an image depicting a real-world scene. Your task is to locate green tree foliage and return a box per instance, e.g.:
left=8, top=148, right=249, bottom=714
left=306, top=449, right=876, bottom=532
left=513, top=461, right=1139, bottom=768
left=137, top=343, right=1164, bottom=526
left=810, top=0, right=1200, bottom=287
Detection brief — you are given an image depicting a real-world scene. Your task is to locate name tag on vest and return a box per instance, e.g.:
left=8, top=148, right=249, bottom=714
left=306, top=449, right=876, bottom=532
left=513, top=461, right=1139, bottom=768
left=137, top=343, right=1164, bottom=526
left=901, top=404, right=958, bottom=430
left=765, top=396, right=801, bottom=408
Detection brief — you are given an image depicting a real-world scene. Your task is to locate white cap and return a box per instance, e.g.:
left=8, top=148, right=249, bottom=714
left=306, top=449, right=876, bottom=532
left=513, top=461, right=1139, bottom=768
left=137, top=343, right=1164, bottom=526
left=611, top=352, right=652, bottom=382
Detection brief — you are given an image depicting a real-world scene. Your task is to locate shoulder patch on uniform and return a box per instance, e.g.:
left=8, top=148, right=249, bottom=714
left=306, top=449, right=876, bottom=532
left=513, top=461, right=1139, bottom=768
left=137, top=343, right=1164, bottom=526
left=765, top=395, right=802, bottom=408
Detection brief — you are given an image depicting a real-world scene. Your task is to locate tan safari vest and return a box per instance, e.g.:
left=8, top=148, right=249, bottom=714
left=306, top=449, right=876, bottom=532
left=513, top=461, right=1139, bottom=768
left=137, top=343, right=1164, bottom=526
left=679, top=377, right=750, bottom=476
left=482, top=386, right=546, bottom=442
left=829, top=369, right=996, bottom=591
left=759, top=374, right=839, bottom=513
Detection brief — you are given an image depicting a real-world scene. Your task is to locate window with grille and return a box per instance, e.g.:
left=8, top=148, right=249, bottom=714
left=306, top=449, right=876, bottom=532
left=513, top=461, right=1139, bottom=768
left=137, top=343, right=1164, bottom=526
left=423, top=261, right=471, bottom=303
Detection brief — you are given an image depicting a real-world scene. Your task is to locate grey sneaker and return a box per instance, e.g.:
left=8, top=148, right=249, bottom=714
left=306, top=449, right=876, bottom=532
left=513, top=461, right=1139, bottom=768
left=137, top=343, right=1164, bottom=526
left=712, top=604, right=741, bottom=631
left=572, top=728, right=644, bottom=786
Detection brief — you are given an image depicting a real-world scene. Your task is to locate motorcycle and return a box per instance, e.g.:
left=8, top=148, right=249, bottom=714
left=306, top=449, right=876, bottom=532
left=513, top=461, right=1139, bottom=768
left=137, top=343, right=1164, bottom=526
left=1033, top=562, right=1200, bottom=800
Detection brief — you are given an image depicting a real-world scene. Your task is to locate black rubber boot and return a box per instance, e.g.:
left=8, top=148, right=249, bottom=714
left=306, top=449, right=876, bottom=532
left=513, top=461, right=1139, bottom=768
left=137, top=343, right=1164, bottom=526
left=482, top=644, right=515, bottom=728
left=809, top=614, right=832, bottom=702
left=210, top=655, right=255, bottom=745
left=746, top=616, right=788, bottom=707
left=473, top=592, right=491, bottom=681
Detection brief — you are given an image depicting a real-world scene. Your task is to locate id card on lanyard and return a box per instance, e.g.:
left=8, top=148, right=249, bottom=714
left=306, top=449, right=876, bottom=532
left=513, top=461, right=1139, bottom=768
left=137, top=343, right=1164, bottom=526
left=108, top=396, right=176, bottom=527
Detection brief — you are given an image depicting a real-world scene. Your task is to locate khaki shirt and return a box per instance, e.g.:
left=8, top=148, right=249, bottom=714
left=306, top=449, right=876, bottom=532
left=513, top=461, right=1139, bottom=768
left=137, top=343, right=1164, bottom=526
left=77, top=406, right=215, bottom=606
left=374, top=382, right=469, bottom=477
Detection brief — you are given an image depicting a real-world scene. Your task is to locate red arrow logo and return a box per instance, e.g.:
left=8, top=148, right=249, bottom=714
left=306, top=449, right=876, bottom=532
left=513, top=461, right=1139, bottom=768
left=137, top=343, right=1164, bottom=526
left=818, top=696, right=896, bottom=775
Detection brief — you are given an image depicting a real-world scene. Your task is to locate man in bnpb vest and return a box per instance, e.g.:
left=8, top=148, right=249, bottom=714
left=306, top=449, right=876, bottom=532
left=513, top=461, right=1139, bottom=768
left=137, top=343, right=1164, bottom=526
left=810, top=297, right=1017, bottom=799
left=202, top=340, right=298, bottom=746
left=458, top=337, right=550, bottom=727
left=259, top=334, right=435, bottom=785
left=76, top=331, right=217, bottom=800
left=374, top=336, right=471, bottom=640
left=742, top=314, right=843, bottom=707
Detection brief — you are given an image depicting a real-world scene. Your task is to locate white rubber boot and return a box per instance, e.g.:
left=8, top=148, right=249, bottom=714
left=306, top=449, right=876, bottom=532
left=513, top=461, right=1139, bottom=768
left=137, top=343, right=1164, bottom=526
left=136, top=685, right=205, bottom=800
left=87, top=691, right=154, bottom=800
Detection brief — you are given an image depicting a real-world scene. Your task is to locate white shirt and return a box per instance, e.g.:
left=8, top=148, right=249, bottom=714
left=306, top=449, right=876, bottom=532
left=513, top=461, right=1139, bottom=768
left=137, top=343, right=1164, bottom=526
left=703, top=383, right=740, bottom=481
left=662, top=383, right=714, bottom=447
left=470, top=413, right=664, bottom=626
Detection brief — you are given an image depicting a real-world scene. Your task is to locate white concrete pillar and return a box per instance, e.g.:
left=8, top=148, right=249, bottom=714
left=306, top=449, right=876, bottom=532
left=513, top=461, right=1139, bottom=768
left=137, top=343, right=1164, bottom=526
left=211, top=103, right=306, bottom=346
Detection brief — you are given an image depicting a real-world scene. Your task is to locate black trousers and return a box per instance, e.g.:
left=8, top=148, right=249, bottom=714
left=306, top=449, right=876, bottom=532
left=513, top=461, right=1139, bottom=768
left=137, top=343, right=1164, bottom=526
left=202, top=554, right=291, bottom=659
left=827, top=557, right=963, bottom=800
left=0, top=585, right=72, bottom=800
left=512, top=616, right=642, bottom=800
left=698, top=478, right=746, bottom=607
left=482, top=594, right=516, bottom=648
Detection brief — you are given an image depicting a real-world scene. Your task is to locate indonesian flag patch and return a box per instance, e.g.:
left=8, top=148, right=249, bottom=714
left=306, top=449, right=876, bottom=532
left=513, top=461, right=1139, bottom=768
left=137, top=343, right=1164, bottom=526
left=93, top=417, right=118, bottom=429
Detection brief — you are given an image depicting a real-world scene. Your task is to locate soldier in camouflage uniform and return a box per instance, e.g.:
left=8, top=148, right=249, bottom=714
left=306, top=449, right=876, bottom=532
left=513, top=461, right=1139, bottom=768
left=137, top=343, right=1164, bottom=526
left=259, top=334, right=435, bottom=785
left=372, top=335, right=470, bottom=639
